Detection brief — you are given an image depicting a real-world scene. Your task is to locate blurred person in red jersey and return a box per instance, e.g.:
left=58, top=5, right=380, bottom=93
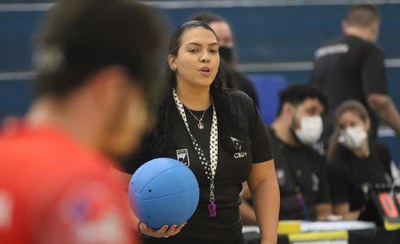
left=0, top=0, right=165, bottom=243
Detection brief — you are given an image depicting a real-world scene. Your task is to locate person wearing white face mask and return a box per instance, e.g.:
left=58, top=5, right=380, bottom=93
left=240, top=84, right=334, bottom=223
left=327, top=100, right=393, bottom=220
left=292, top=107, right=324, bottom=146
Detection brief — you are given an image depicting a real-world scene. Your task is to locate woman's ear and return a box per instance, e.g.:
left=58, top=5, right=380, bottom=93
left=168, top=54, right=176, bottom=70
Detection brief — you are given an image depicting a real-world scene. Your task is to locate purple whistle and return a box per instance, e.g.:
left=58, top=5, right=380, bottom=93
left=208, top=202, right=217, bottom=217
left=296, top=193, right=305, bottom=205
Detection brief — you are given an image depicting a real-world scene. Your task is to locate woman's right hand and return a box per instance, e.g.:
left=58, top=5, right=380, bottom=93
left=138, top=222, right=186, bottom=238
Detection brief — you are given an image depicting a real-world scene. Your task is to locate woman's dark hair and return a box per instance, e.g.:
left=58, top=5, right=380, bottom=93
left=145, top=20, right=245, bottom=158
left=327, top=100, right=370, bottom=159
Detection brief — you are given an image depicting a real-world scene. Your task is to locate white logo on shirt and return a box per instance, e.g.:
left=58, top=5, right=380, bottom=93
left=176, top=149, right=190, bottom=167
left=276, top=169, right=286, bottom=186
left=311, top=173, right=319, bottom=192
left=315, top=43, right=349, bottom=58
left=0, top=191, right=13, bottom=229
left=230, top=136, right=247, bottom=159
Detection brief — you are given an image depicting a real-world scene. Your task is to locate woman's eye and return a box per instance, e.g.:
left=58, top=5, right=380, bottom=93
left=210, top=49, right=218, bottom=54
left=189, top=49, right=198, bottom=53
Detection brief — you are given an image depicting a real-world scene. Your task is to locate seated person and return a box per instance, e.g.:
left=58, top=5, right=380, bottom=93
left=326, top=100, right=393, bottom=220
left=240, top=84, right=332, bottom=223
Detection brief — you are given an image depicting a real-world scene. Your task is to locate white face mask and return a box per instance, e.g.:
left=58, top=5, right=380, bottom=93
left=338, top=125, right=367, bottom=150
left=294, top=116, right=323, bottom=145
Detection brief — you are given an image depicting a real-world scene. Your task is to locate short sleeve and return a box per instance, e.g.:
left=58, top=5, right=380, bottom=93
left=315, top=166, right=332, bottom=204
left=249, top=106, right=274, bottom=163
left=231, top=90, right=273, bottom=163
left=361, top=46, right=388, bottom=96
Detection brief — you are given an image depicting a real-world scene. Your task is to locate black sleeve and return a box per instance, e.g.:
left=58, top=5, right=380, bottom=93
left=228, top=90, right=273, bottom=163
left=375, top=141, right=393, bottom=178
left=316, top=157, right=332, bottom=204
left=327, top=159, right=350, bottom=204
left=362, top=46, right=388, bottom=96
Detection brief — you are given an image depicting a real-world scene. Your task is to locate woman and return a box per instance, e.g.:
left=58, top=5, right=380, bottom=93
left=122, top=20, right=280, bottom=243
left=327, top=100, right=393, bottom=219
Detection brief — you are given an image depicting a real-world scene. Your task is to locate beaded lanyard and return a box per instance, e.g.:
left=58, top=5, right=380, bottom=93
left=172, top=89, right=218, bottom=217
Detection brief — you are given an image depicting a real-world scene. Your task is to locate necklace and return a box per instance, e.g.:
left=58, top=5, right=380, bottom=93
left=172, top=88, right=218, bottom=217
left=186, top=108, right=207, bottom=129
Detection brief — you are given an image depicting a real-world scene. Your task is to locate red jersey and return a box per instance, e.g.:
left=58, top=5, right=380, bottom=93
left=0, top=124, right=140, bottom=243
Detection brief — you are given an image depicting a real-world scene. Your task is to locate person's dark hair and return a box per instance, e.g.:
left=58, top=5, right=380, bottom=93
left=34, top=0, right=165, bottom=101
left=143, top=20, right=245, bottom=158
left=327, top=100, right=370, bottom=159
left=191, top=12, right=227, bottom=24
left=346, top=4, right=380, bottom=27
left=276, top=84, right=328, bottom=116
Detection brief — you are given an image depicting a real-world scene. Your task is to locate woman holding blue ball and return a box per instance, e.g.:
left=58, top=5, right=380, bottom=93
left=122, top=20, right=280, bottom=244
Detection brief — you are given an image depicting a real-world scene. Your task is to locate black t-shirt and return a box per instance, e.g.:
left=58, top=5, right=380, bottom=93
left=309, top=35, right=388, bottom=142
left=123, top=89, right=273, bottom=242
left=267, top=127, right=331, bottom=220
left=327, top=141, right=393, bottom=211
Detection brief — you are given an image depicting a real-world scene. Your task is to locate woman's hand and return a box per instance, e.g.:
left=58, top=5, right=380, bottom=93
left=138, top=222, right=186, bottom=238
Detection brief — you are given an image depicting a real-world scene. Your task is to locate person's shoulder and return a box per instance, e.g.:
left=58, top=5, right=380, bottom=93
left=265, top=125, right=279, bottom=142
left=346, top=35, right=382, bottom=51
left=224, top=88, right=254, bottom=104
left=370, top=139, right=391, bottom=156
left=328, top=145, right=349, bottom=165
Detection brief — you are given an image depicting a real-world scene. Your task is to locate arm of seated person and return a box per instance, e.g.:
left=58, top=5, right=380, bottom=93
left=315, top=203, right=334, bottom=221
left=334, top=203, right=360, bottom=220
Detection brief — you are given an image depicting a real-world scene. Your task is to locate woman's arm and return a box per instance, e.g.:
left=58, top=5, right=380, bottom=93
left=247, top=160, right=280, bottom=244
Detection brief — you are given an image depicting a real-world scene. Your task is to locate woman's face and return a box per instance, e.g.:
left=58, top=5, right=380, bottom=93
left=338, top=111, right=369, bottom=130
left=168, top=27, right=220, bottom=89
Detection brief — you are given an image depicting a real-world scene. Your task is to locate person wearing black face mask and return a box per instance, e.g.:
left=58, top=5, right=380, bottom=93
left=191, top=12, right=260, bottom=108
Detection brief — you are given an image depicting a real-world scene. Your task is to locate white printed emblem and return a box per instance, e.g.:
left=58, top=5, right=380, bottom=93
left=176, top=149, right=190, bottom=167
left=230, top=136, right=247, bottom=159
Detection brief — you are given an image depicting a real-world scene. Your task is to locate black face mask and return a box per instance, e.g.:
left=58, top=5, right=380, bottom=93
left=218, top=46, right=234, bottom=64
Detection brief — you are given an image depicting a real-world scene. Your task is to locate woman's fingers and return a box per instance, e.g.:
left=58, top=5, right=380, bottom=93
left=138, top=222, right=187, bottom=238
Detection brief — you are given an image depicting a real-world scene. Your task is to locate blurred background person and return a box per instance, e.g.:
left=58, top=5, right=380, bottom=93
left=309, top=3, right=400, bottom=147
left=241, top=84, right=332, bottom=223
left=0, top=0, right=165, bottom=243
left=326, top=100, right=393, bottom=220
left=191, top=12, right=260, bottom=107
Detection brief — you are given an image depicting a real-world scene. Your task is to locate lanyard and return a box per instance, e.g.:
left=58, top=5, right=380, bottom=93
left=172, top=89, right=218, bottom=217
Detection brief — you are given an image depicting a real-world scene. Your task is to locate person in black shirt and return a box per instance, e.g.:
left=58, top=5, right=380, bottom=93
left=120, top=20, right=280, bottom=244
left=241, top=84, right=333, bottom=222
left=327, top=100, right=393, bottom=220
left=191, top=12, right=260, bottom=107
left=309, top=4, right=400, bottom=145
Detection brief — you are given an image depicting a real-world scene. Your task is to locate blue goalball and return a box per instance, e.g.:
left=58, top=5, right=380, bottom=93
left=128, top=157, right=200, bottom=229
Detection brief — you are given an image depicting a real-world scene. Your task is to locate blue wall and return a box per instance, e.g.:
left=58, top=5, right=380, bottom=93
left=1, top=1, right=399, bottom=163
